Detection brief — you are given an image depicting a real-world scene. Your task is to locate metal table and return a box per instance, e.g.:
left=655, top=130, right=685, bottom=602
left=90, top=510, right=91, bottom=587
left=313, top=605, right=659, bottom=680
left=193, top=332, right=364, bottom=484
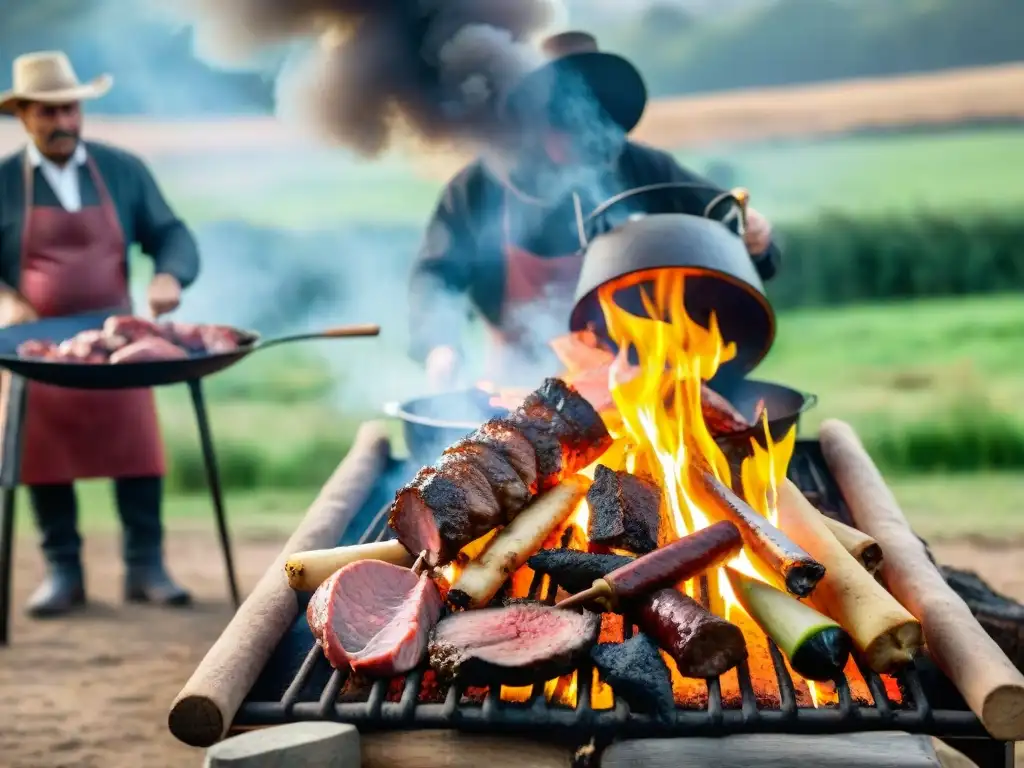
left=0, top=372, right=240, bottom=645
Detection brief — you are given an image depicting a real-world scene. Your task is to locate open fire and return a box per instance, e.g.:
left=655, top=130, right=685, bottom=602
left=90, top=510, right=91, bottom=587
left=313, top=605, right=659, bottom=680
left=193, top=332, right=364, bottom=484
left=450, top=268, right=904, bottom=712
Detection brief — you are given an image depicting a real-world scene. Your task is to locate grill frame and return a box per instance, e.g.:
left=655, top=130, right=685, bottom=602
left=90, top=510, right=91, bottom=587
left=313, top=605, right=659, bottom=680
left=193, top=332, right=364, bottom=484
left=232, top=441, right=997, bottom=748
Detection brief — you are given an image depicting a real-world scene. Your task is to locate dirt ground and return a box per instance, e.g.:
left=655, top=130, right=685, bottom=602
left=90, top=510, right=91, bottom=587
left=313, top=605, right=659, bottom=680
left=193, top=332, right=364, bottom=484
left=0, top=530, right=1021, bottom=768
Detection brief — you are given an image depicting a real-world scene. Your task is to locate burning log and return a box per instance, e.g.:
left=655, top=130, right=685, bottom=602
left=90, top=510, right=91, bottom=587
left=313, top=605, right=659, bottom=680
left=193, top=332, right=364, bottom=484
left=590, top=634, right=675, bottom=721
left=556, top=521, right=743, bottom=611
left=820, top=516, right=883, bottom=576
left=586, top=465, right=662, bottom=554
left=700, top=471, right=825, bottom=597
left=635, top=588, right=748, bottom=679
left=284, top=540, right=414, bottom=591
left=725, top=568, right=851, bottom=682
left=776, top=479, right=923, bottom=674
left=527, top=549, right=635, bottom=595
left=819, top=418, right=1024, bottom=741
left=449, top=477, right=590, bottom=609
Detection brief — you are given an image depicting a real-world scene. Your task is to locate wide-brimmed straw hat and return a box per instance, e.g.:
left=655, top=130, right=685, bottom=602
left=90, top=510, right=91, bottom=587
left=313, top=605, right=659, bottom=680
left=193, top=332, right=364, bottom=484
left=501, top=31, right=648, bottom=135
left=0, top=51, right=113, bottom=115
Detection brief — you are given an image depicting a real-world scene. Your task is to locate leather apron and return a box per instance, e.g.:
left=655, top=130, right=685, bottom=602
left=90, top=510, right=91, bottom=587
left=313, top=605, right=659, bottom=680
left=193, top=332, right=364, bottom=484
left=12, top=153, right=164, bottom=486
left=484, top=190, right=585, bottom=385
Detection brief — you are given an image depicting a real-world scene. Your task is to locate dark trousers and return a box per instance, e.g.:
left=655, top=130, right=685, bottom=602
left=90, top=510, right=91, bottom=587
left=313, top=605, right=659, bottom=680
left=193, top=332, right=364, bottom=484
left=28, top=476, right=164, bottom=569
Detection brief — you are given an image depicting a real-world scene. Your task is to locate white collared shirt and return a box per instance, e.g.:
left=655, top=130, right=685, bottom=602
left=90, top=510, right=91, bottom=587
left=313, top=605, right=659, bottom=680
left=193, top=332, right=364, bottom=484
left=26, top=141, right=87, bottom=212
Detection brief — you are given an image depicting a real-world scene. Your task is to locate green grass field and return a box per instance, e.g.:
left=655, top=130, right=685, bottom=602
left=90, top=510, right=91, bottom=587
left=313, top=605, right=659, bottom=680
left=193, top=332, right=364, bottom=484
left=155, top=127, right=1024, bottom=228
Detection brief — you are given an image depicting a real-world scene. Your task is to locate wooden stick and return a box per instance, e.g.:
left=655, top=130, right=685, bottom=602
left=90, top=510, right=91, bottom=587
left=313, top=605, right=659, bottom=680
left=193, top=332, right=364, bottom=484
left=776, top=479, right=923, bottom=673
left=168, top=422, right=393, bottom=748
left=285, top=540, right=414, bottom=591
left=821, top=515, right=884, bottom=575
left=819, top=418, right=1024, bottom=742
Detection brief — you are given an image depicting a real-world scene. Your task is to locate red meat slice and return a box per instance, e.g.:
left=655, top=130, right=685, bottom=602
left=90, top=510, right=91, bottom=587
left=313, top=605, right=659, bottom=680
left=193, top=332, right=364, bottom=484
left=306, top=560, right=442, bottom=677
left=109, top=337, right=188, bottom=363
left=17, top=340, right=59, bottom=359
left=103, top=315, right=165, bottom=344
left=163, top=322, right=243, bottom=354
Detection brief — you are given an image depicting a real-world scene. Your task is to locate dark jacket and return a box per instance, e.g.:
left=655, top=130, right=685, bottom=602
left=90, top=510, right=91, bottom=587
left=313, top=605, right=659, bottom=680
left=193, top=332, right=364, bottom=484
left=0, top=140, right=200, bottom=291
left=407, top=141, right=779, bottom=363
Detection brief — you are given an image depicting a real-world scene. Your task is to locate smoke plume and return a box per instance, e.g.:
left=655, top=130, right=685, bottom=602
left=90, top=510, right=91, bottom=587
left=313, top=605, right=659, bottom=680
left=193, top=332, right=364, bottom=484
left=184, top=0, right=566, bottom=156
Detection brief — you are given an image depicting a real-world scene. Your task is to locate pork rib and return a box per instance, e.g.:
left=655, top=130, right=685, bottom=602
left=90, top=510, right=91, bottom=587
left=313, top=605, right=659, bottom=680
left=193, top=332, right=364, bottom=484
left=306, top=560, right=442, bottom=677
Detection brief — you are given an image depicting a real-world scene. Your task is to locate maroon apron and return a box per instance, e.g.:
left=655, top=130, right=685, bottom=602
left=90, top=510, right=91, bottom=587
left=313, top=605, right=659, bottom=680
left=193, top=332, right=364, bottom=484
left=484, top=192, right=585, bottom=384
left=15, top=153, right=164, bottom=486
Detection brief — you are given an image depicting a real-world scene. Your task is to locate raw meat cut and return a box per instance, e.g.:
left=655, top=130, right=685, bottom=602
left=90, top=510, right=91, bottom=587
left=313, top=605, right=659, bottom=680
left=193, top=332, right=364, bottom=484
left=306, top=560, right=443, bottom=677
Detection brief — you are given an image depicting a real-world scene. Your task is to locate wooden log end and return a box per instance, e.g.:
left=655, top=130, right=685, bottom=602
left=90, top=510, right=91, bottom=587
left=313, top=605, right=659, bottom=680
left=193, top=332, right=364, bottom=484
left=981, top=683, right=1024, bottom=741
left=169, top=694, right=224, bottom=748
left=204, top=723, right=360, bottom=767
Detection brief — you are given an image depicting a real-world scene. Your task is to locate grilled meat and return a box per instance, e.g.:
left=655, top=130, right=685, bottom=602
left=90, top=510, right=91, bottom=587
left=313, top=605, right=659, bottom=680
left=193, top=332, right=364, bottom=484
left=474, top=418, right=540, bottom=495
left=164, top=322, right=243, bottom=354
left=16, top=339, right=59, bottom=360
left=590, top=633, right=675, bottom=720
left=634, top=588, right=747, bottom=678
left=103, top=315, right=164, bottom=344
left=389, top=379, right=612, bottom=567
left=109, top=336, right=189, bottom=363
left=306, top=560, right=442, bottom=677
left=701, top=383, right=751, bottom=435
left=428, top=602, right=600, bottom=687
left=57, top=330, right=114, bottom=363
left=527, top=549, right=635, bottom=594
left=587, top=465, right=662, bottom=554
left=443, top=438, right=531, bottom=519
left=390, top=456, right=503, bottom=567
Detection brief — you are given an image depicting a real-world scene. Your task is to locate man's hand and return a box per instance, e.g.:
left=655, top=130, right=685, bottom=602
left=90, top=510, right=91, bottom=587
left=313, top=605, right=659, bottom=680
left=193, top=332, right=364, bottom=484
left=0, top=289, right=37, bottom=327
left=743, top=207, right=773, bottom=257
left=425, top=345, right=460, bottom=393
left=148, top=273, right=182, bottom=318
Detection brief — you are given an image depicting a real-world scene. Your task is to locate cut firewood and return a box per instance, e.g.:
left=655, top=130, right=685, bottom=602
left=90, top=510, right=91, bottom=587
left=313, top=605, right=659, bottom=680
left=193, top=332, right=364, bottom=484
left=820, top=516, right=883, bottom=575
left=776, top=479, right=923, bottom=674
left=448, top=476, right=590, bottom=609
left=820, top=418, right=1024, bottom=742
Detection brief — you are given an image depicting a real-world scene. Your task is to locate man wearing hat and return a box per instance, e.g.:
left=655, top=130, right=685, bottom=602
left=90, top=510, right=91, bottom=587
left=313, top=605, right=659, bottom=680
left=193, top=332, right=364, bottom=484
left=0, top=52, right=200, bottom=616
left=408, top=32, right=781, bottom=389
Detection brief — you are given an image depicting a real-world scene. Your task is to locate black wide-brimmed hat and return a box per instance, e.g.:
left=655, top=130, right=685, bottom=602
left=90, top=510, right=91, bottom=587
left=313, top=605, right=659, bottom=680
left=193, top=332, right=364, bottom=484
left=501, top=31, right=648, bottom=135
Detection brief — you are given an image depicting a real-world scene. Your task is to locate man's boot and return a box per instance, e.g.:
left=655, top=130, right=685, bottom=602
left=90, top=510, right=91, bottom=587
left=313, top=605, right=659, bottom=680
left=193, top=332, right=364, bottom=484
left=115, top=476, right=191, bottom=606
left=26, top=484, right=86, bottom=617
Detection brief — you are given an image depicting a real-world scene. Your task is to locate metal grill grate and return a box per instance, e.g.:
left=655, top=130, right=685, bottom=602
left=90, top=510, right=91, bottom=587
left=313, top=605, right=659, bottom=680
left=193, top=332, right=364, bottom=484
left=233, top=441, right=989, bottom=741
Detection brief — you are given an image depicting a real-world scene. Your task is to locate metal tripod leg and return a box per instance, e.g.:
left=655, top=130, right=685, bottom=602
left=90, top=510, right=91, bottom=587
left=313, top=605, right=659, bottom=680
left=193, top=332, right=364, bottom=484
left=187, top=379, right=241, bottom=609
left=0, top=374, right=27, bottom=646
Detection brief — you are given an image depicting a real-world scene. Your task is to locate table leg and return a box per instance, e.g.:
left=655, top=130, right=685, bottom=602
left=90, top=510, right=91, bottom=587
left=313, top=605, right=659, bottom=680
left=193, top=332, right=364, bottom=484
left=187, top=379, right=241, bottom=609
left=0, top=374, right=28, bottom=646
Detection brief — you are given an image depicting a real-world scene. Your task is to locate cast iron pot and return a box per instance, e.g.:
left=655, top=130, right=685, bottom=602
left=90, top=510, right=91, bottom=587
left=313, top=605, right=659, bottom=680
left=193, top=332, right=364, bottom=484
left=569, top=182, right=776, bottom=379
left=384, top=380, right=816, bottom=467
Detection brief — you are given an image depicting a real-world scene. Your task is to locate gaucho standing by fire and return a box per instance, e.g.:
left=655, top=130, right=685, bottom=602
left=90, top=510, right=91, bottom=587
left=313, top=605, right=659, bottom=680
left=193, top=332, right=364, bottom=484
left=408, top=32, right=782, bottom=389
left=0, top=52, right=199, bottom=616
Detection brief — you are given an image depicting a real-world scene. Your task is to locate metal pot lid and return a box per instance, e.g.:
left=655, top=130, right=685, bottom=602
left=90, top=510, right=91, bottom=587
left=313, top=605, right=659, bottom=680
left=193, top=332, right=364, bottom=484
left=569, top=213, right=776, bottom=378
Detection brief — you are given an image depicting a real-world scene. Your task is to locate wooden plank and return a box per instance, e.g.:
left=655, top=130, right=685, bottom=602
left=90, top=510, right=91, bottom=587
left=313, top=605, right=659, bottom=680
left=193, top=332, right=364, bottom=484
left=360, top=731, right=574, bottom=768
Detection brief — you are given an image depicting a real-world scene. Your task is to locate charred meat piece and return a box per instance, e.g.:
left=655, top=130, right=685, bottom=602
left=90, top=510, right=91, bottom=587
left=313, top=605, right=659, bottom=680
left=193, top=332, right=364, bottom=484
left=428, top=603, right=600, bottom=687
left=109, top=336, right=189, bottom=363
left=103, top=315, right=165, bottom=344
left=510, top=378, right=612, bottom=490
left=530, top=377, right=612, bottom=451
left=443, top=438, right=531, bottom=520
left=527, top=549, right=635, bottom=595
left=591, top=634, right=675, bottom=720
left=474, top=418, right=540, bottom=495
left=634, top=588, right=747, bottom=679
left=389, top=455, right=503, bottom=567
left=306, top=560, right=442, bottom=677
left=17, top=339, right=59, bottom=359
left=701, top=383, right=750, bottom=435
left=587, top=465, right=662, bottom=554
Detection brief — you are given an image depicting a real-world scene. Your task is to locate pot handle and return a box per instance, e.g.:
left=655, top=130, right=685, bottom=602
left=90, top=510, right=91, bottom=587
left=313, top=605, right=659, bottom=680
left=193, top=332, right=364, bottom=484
left=799, top=391, right=819, bottom=413
left=381, top=401, right=401, bottom=418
